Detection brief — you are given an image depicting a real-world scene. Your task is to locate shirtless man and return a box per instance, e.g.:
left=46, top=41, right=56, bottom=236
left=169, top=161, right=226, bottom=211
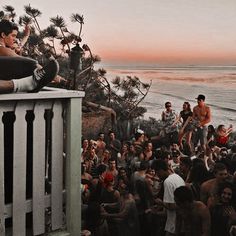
left=200, top=162, right=229, bottom=206
left=0, top=19, right=60, bottom=93
left=174, top=186, right=211, bottom=236
left=193, top=94, right=211, bottom=152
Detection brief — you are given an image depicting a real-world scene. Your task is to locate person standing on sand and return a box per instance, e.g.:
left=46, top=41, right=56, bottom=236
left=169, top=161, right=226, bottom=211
left=193, top=94, right=211, bottom=153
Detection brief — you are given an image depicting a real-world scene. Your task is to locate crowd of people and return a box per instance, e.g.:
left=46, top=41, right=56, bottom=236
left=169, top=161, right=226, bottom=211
left=81, top=95, right=236, bottom=236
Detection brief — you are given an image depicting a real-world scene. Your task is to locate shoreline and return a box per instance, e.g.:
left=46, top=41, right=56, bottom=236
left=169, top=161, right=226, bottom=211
left=105, top=67, right=236, bottom=127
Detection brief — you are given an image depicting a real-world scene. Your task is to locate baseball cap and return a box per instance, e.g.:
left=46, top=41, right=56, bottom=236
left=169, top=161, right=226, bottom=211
left=195, top=94, right=205, bottom=101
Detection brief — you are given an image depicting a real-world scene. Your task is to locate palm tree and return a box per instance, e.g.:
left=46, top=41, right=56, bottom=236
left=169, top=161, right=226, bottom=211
left=50, top=15, right=70, bottom=52
left=24, top=5, right=42, bottom=33
left=43, top=25, right=59, bottom=56
left=19, top=15, right=32, bottom=26
left=70, top=13, right=84, bottom=40
left=3, top=5, right=16, bottom=22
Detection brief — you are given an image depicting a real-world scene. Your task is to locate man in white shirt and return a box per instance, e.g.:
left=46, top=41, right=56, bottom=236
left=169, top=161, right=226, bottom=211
left=152, top=159, right=185, bottom=235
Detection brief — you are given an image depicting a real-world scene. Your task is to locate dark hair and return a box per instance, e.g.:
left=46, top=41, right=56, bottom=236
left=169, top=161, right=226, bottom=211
left=180, top=156, right=192, bottom=168
left=174, top=186, right=193, bottom=203
left=151, top=159, right=168, bottom=172
left=108, top=157, right=116, bottom=163
left=189, top=159, right=209, bottom=184
left=108, top=130, right=115, bottom=135
left=135, top=132, right=143, bottom=141
left=139, top=160, right=149, bottom=171
left=0, top=20, right=18, bottom=37
left=218, top=182, right=235, bottom=204
left=213, top=162, right=227, bottom=174
left=165, top=102, right=171, bottom=108
left=208, top=125, right=215, bottom=133
left=96, top=164, right=107, bottom=175
left=183, top=102, right=191, bottom=111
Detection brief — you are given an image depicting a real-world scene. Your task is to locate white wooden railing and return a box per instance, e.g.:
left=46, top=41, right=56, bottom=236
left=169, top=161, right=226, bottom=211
left=0, top=87, right=84, bottom=236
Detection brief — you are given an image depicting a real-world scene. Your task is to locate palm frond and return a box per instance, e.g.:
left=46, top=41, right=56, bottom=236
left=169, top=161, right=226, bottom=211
left=3, top=5, right=15, bottom=13
left=71, top=14, right=84, bottom=24
left=50, top=16, right=66, bottom=28
left=24, top=5, right=42, bottom=18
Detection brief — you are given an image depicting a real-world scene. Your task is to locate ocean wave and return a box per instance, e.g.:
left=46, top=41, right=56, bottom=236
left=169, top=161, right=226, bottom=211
left=150, top=91, right=236, bottom=113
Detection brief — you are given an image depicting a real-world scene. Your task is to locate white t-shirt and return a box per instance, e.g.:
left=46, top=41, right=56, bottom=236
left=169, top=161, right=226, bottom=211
left=163, top=173, right=185, bottom=234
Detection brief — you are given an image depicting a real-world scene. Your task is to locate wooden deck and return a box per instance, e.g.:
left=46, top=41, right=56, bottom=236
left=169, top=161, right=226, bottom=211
left=0, top=88, right=84, bottom=236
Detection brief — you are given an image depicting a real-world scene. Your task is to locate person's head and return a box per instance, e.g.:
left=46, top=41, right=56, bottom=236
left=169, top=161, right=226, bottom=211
left=159, top=151, right=171, bottom=163
left=129, top=144, right=136, bottom=153
left=171, top=143, right=180, bottom=151
left=165, top=101, right=172, bottom=110
left=121, top=143, right=129, bottom=153
left=189, top=158, right=209, bottom=184
left=82, top=139, right=89, bottom=149
left=217, top=124, right=226, bottom=135
left=146, top=167, right=155, bottom=177
left=196, top=94, right=206, bottom=107
left=208, top=125, right=215, bottom=134
left=151, top=159, right=169, bottom=180
left=96, top=164, right=107, bottom=176
left=108, top=130, right=115, bottom=140
left=213, top=162, right=228, bottom=183
left=218, top=182, right=234, bottom=204
left=98, top=132, right=105, bottom=140
left=0, top=20, right=18, bottom=47
left=134, top=131, right=145, bottom=142
left=174, top=186, right=193, bottom=209
left=89, top=148, right=96, bottom=159
left=180, top=156, right=192, bottom=174
left=171, top=150, right=181, bottom=163
left=144, top=141, right=153, bottom=151
left=139, top=160, right=149, bottom=171
left=117, top=176, right=128, bottom=194
left=103, top=172, right=114, bottom=188
left=108, top=158, right=116, bottom=170
left=219, top=147, right=228, bottom=159
left=118, top=167, right=127, bottom=178
left=102, top=149, right=111, bottom=162
left=89, top=139, right=97, bottom=149
left=183, top=102, right=191, bottom=111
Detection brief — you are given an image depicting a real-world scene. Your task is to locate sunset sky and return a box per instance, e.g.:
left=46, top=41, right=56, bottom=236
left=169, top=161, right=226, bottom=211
left=2, top=0, right=236, bottom=66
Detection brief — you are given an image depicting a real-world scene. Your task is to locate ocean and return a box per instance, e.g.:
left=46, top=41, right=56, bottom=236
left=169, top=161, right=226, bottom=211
left=102, top=65, right=236, bottom=127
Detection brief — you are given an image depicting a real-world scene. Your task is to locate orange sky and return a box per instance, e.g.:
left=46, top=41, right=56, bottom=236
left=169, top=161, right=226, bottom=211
left=3, top=0, right=236, bottom=66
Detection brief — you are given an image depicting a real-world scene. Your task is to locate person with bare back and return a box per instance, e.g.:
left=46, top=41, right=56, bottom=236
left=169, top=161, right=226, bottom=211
left=193, top=94, right=211, bottom=152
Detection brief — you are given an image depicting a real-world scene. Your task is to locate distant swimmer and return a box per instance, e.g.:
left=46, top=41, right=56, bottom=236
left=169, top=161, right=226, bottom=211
left=193, top=94, right=212, bottom=153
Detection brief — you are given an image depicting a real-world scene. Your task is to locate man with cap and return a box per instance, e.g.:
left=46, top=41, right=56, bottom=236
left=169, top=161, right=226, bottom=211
left=193, top=94, right=211, bottom=153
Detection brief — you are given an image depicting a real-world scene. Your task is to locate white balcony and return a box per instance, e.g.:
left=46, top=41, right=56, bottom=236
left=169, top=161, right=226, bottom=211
left=0, top=88, right=84, bottom=236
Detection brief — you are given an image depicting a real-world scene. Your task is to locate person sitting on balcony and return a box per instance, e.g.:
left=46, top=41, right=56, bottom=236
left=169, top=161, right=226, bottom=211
left=0, top=19, right=62, bottom=93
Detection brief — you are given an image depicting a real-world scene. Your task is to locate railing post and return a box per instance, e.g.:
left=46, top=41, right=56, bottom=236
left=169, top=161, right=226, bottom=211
left=65, top=97, right=82, bottom=235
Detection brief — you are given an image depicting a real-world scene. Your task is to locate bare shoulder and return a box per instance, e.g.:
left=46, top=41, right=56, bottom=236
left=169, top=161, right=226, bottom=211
left=194, top=201, right=209, bottom=214
left=195, top=201, right=207, bottom=209
left=0, top=47, right=19, bottom=56
left=201, top=178, right=215, bottom=190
